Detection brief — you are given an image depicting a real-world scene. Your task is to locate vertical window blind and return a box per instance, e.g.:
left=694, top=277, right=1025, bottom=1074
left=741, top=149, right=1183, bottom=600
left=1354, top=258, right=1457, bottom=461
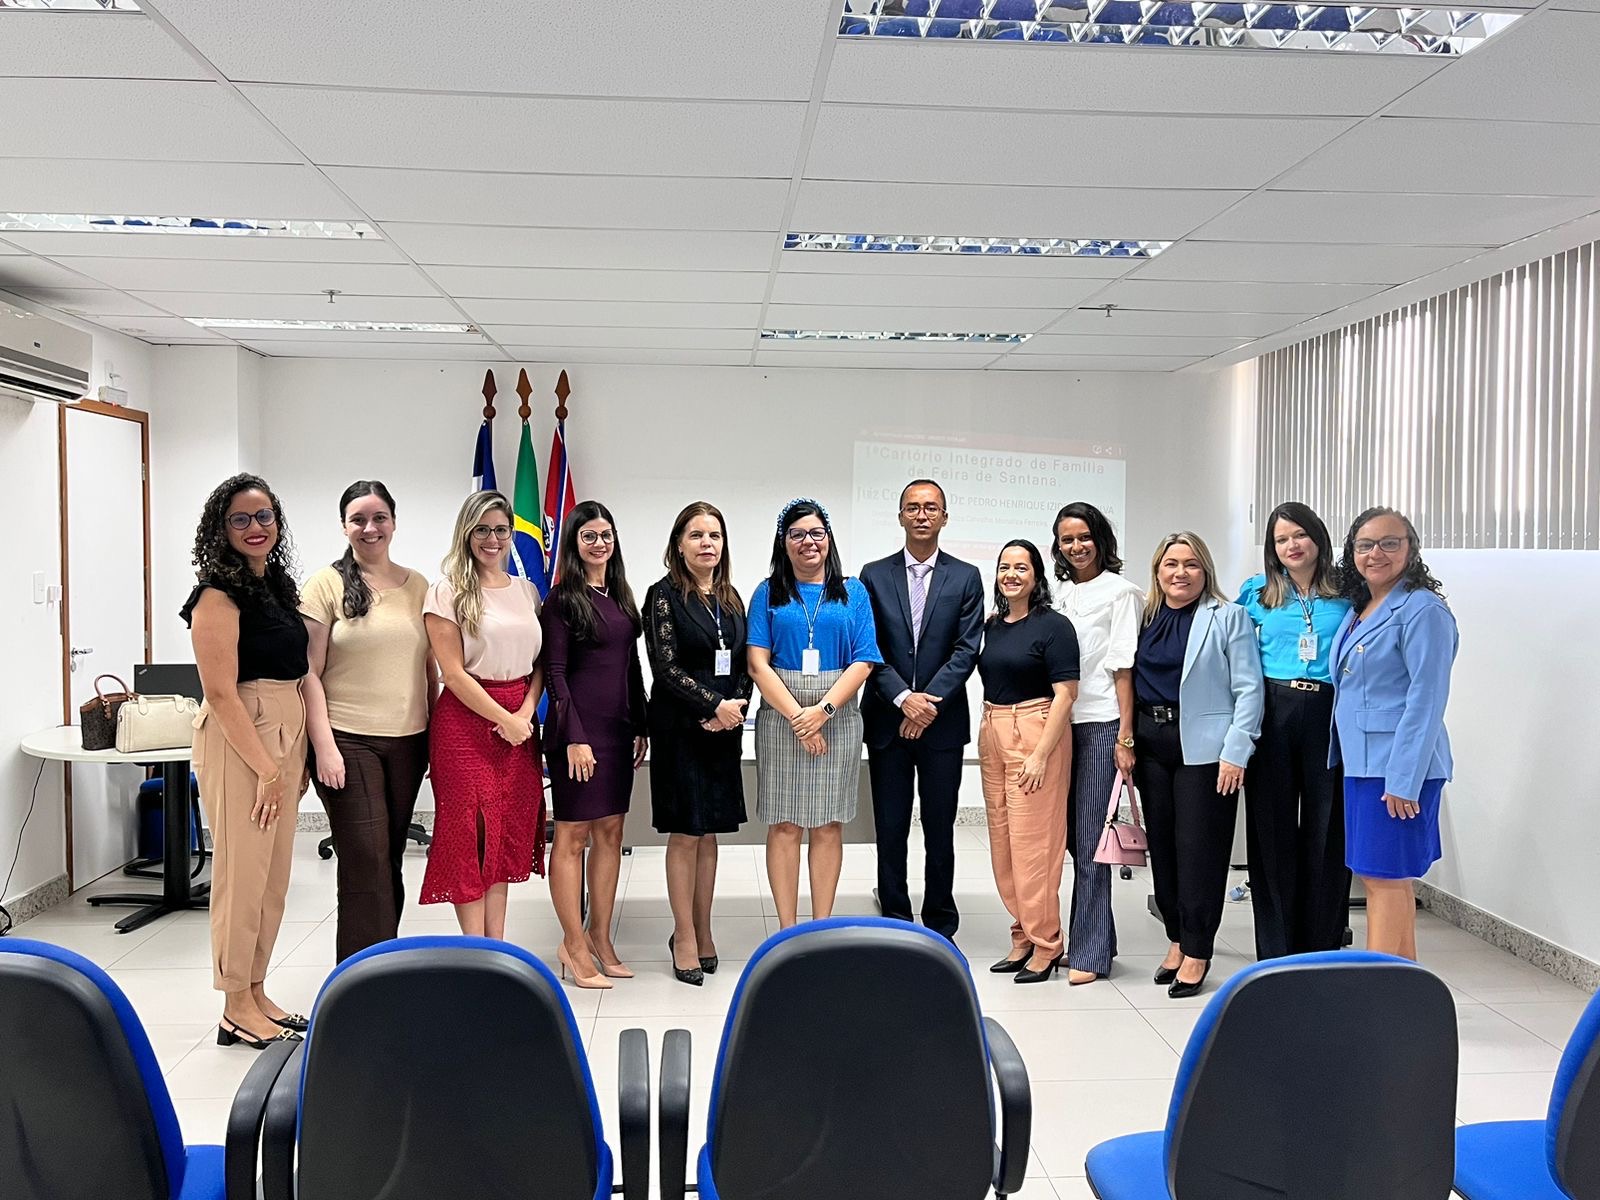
left=1256, top=240, right=1600, bottom=550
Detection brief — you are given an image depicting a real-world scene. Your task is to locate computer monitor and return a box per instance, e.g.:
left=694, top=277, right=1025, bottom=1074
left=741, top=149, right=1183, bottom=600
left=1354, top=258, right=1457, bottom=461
left=133, top=662, right=203, bottom=701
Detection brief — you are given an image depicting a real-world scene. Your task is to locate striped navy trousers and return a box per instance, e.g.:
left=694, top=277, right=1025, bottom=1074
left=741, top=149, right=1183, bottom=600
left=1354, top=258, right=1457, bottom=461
left=1065, top=719, right=1121, bottom=975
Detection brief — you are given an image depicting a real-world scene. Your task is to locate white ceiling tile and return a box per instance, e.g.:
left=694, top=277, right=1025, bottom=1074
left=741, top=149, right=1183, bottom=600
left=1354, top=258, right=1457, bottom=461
left=0, top=79, right=291, bottom=163
left=485, top=327, right=754, bottom=351
left=1016, top=333, right=1252, bottom=356
left=791, top=181, right=1247, bottom=241
left=2, top=287, right=174, bottom=318
left=1140, top=241, right=1490, bottom=285
left=775, top=251, right=1139, bottom=279
left=989, top=354, right=1197, bottom=372
left=459, top=299, right=762, bottom=329
left=1192, top=191, right=1600, bottom=247
left=239, top=341, right=509, bottom=360
left=4, top=230, right=404, bottom=264
left=1388, top=12, right=1600, bottom=123
left=55, top=257, right=439, bottom=296
left=1091, top=277, right=1389, bottom=314
left=380, top=225, right=778, bottom=272
left=1046, top=309, right=1308, bottom=337
left=823, top=40, right=1447, bottom=117
left=754, top=350, right=1001, bottom=370
left=0, top=160, right=361, bottom=219
left=430, top=267, right=768, bottom=305
left=765, top=304, right=1061, bottom=333
left=0, top=243, right=22, bottom=255
left=244, top=87, right=806, bottom=177
left=503, top=348, right=752, bottom=366
left=0, top=12, right=204, bottom=79
left=0, top=257, right=116, bottom=290
left=147, top=0, right=830, bottom=100
left=129, top=293, right=466, bottom=322
left=770, top=272, right=1102, bottom=310
left=329, top=168, right=790, bottom=231
left=807, top=107, right=1354, bottom=190
left=1278, top=118, right=1600, bottom=196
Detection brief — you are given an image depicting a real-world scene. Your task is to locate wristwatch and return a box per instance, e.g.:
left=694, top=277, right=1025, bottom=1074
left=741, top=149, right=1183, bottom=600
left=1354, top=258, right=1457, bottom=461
left=1117, top=735, right=1135, bottom=749
left=821, top=701, right=837, bottom=717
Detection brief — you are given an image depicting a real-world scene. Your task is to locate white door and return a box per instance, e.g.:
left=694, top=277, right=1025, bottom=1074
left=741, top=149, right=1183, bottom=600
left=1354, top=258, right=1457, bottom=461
left=64, top=406, right=149, bottom=885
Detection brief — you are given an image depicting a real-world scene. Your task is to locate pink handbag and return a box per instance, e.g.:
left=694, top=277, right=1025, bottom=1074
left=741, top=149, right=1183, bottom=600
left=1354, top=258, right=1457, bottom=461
left=1094, top=770, right=1149, bottom=868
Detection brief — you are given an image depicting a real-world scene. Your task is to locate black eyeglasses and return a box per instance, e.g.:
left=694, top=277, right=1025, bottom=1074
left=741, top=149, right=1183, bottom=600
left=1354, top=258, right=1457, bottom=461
left=1354, top=536, right=1407, bottom=555
left=227, top=509, right=277, bottom=531
left=901, top=503, right=944, bottom=516
left=579, top=529, right=616, bottom=546
left=786, top=528, right=829, bottom=544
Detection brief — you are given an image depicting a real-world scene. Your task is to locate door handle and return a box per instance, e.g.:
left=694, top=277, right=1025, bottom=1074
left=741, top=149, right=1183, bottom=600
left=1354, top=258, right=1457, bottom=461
left=69, top=646, right=93, bottom=672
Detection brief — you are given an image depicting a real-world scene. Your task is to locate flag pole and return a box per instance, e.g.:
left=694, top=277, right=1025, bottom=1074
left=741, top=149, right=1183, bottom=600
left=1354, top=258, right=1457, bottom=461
left=481, top=368, right=497, bottom=423
left=554, top=368, right=570, bottom=422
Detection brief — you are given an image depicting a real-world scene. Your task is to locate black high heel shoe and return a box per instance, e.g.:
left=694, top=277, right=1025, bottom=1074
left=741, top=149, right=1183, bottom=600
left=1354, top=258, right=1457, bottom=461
left=1014, top=954, right=1063, bottom=984
left=270, top=1011, right=309, bottom=1033
left=990, top=950, right=1033, bottom=974
left=668, top=935, right=704, bottom=987
left=1154, top=962, right=1181, bottom=986
left=218, top=1020, right=301, bottom=1050
left=699, top=953, right=718, bottom=974
left=1167, top=960, right=1212, bottom=999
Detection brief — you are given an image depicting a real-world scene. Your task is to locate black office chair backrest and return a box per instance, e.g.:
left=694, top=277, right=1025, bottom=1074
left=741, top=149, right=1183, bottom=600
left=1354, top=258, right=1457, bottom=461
left=708, top=922, right=995, bottom=1200
left=0, top=945, right=175, bottom=1200
left=296, top=943, right=603, bottom=1200
left=1169, top=954, right=1458, bottom=1200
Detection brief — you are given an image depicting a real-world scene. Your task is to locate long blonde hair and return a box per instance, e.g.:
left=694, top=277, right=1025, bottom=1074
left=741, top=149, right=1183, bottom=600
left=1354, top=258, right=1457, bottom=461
left=441, top=490, right=511, bottom=637
left=1141, top=531, right=1227, bottom=626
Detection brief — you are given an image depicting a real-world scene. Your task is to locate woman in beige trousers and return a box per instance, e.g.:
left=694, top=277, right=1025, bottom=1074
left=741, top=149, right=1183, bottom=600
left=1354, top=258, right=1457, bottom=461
left=183, top=473, right=310, bottom=1050
left=976, top=539, right=1079, bottom=985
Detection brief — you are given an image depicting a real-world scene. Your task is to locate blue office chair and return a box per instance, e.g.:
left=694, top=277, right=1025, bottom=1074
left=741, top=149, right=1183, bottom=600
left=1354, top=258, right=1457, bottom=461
left=659, top=916, right=1031, bottom=1200
left=1085, top=951, right=1458, bottom=1200
left=0, top=938, right=270, bottom=1200
left=1455, top=988, right=1600, bottom=1200
left=242, top=936, right=649, bottom=1200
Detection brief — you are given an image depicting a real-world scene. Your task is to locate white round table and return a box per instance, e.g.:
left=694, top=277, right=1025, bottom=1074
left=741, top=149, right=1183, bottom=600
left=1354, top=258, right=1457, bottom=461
left=20, top=726, right=208, bottom=932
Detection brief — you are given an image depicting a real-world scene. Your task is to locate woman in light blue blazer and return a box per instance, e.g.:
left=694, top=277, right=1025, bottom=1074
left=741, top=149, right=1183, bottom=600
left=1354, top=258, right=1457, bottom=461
left=1331, top=507, right=1457, bottom=961
left=1132, top=532, right=1264, bottom=998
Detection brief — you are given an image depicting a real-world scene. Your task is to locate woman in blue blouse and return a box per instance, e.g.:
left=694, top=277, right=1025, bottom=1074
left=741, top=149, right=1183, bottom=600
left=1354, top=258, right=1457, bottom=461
left=747, top=498, right=882, bottom=928
left=1235, top=502, right=1354, bottom=960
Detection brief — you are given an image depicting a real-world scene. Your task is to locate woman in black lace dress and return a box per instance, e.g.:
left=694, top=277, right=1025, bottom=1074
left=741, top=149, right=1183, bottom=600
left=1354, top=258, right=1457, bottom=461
left=643, top=502, right=751, bottom=985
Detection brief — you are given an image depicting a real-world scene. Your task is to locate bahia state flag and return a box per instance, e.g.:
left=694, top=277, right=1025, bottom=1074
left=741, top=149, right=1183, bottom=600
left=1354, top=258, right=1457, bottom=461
left=471, top=417, right=498, bottom=493
left=543, top=416, right=576, bottom=580
left=507, top=420, right=549, bottom=595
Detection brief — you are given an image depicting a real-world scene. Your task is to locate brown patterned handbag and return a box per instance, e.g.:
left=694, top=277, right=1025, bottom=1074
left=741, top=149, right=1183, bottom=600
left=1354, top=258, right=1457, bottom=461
left=80, top=673, right=132, bottom=751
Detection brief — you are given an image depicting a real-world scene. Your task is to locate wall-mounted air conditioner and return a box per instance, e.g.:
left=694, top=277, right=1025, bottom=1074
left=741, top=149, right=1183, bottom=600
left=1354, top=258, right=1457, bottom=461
left=0, top=297, right=92, bottom=403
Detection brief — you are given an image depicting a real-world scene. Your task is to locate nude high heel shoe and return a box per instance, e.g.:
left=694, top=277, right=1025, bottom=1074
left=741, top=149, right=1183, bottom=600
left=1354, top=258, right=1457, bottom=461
left=557, top=945, right=613, bottom=990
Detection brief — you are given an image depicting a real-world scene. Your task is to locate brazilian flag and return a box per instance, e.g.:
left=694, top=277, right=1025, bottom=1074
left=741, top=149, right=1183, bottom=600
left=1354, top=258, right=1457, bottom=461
left=508, top=420, right=549, bottom=596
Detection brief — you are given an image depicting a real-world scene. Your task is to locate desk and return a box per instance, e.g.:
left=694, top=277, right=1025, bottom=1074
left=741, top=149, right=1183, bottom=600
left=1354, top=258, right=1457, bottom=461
left=20, top=726, right=207, bottom=933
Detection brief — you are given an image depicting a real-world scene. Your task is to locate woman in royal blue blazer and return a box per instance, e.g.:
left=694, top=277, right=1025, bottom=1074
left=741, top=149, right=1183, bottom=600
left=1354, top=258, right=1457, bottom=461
left=1132, top=532, right=1264, bottom=998
left=1331, top=507, right=1457, bottom=961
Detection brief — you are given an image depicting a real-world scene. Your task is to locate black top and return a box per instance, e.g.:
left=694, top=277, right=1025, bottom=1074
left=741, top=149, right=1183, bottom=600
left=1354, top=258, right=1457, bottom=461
left=180, top=579, right=309, bottom=683
left=642, top=578, right=753, bottom=732
left=1135, top=599, right=1197, bottom=707
left=977, top=607, right=1080, bottom=705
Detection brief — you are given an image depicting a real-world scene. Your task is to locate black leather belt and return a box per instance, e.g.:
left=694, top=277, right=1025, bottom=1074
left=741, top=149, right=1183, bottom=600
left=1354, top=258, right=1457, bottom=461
left=1137, top=703, right=1178, bottom=724
left=1267, top=678, right=1325, bottom=694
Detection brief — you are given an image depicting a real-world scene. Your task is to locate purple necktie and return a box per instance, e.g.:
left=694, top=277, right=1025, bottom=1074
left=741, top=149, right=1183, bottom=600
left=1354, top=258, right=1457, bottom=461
left=909, top=562, right=933, bottom=652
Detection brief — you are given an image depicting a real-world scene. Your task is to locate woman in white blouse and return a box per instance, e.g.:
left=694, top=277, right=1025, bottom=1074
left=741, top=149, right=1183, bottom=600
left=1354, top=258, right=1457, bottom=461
left=1051, top=502, right=1144, bottom=984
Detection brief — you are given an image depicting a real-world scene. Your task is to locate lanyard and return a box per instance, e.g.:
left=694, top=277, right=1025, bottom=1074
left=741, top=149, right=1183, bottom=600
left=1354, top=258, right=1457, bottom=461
left=798, top=584, right=824, bottom=650
left=1288, top=577, right=1315, bottom=631
left=699, top=592, right=726, bottom=649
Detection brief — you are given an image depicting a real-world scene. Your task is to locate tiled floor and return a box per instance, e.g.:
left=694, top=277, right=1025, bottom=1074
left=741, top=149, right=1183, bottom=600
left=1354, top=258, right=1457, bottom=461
left=15, top=829, right=1593, bottom=1199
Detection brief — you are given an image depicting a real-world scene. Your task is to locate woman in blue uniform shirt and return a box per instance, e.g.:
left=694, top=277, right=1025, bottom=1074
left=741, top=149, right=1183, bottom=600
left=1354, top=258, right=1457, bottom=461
left=1236, top=502, right=1353, bottom=960
left=1331, top=507, right=1457, bottom=961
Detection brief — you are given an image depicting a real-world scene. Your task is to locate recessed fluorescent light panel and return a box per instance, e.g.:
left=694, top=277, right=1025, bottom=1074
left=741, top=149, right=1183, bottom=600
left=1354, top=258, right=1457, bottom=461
left=0, top=0, right=140, bottom=8
left=786, top=233, right=1169, bottom=258
left=763, top=329, right=1030, bottom=344
left=0, top=214, right=378, bottom=239
left=187, top=319, right=477, bottom=334
left=839, top=1, right=1521, bottom=55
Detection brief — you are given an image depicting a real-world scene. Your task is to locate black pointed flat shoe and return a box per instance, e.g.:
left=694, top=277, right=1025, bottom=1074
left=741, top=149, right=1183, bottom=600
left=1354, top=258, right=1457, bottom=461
left=218, top=1020, right=301, bottom=1050
left=270, top=1011, right=309, bottom=1032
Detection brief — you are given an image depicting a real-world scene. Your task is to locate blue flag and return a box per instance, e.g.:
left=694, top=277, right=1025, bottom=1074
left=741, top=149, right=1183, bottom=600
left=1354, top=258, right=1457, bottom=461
left=471, top=418, right=497, bottom=493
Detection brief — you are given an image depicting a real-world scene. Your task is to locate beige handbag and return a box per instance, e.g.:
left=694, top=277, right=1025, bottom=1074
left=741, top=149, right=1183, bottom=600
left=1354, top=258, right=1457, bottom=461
left=114, top=694, right=201, bottom=754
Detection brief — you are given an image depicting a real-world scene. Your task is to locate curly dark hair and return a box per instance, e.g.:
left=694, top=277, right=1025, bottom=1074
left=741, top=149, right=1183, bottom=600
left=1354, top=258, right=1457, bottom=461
left=1336, top=506, right=1445, bottom=607
left=191, top=473, right=300, bottom=610
left=1051, top=501, right=1124, bottom=582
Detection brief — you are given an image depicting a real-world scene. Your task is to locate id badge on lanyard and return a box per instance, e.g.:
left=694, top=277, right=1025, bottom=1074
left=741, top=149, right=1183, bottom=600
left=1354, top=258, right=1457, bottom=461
left=801, top=647, right=822, bottom=677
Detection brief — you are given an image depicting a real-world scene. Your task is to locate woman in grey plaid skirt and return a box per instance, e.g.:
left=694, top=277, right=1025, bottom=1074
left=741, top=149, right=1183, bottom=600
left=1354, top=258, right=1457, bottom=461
left=747, top=499, right=882, bottom=927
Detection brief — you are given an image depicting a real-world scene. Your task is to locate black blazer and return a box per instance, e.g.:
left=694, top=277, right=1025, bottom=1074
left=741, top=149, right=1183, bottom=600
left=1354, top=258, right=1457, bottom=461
left=859, top=550, right=985, bottom=750
left=642, top=578, right=752, bottom=738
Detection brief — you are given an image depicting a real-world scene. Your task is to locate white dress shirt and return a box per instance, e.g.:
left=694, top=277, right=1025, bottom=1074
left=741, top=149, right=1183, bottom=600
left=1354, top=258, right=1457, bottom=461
left=1052, top=570, right=1144, bottom=725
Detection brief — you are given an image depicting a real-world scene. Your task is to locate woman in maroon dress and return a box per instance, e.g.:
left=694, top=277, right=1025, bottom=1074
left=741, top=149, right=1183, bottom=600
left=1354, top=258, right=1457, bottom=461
left=542, top=500, right=648, bottom=989
left=420, top=490, right=544, bottom=939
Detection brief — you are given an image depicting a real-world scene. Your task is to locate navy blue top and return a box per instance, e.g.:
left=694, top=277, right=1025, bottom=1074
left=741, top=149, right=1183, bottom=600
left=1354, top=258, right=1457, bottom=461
left=1235, top=573, right=1353, bottom=683
left=1135, top=599, right=1197, bottom=707
left=747, top=578, right=882, bottom=673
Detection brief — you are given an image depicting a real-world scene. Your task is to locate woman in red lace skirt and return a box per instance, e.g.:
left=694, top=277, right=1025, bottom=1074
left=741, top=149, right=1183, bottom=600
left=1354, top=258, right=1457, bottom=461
left=421, top=490, right=545, bottom=938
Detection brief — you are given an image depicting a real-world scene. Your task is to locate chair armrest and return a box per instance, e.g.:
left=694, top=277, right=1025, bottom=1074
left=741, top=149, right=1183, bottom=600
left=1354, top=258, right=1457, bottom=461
left=259, top=1042, right=305, bottom=1200
left=659, top=1028, right=692, bottom=1200
left=617, top=1027, right=651, bottom=1200
left=224, top=1037, right=297, bottom=1200
left=983, top=1017, right=1032, bottom=1198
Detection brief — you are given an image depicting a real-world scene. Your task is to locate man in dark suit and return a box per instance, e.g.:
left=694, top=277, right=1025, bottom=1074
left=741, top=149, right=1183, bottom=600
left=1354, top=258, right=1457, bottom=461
left=860, top=479, right=985, bottom=940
